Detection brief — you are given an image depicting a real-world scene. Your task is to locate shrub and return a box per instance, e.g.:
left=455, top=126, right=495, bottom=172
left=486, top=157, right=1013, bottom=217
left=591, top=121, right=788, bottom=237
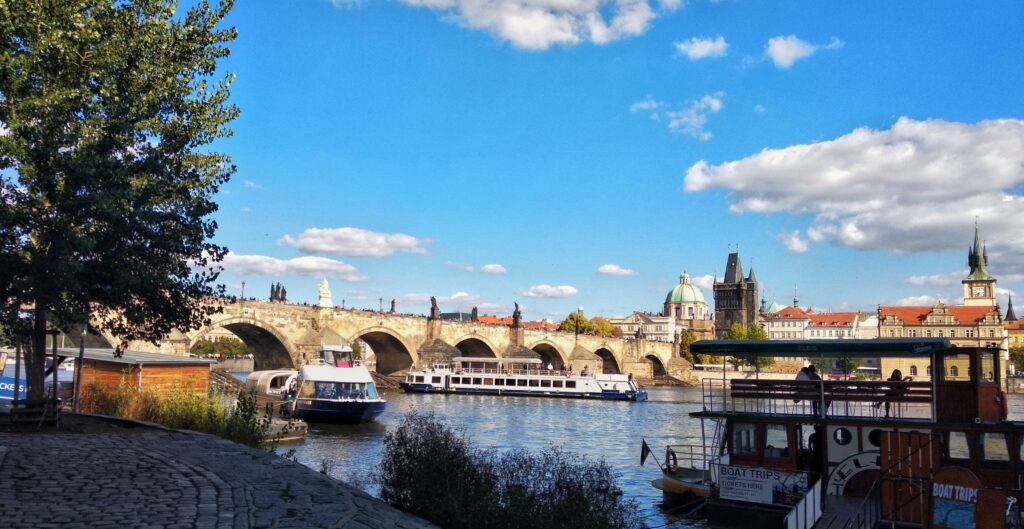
left=375, top=412, right=642, bottom=529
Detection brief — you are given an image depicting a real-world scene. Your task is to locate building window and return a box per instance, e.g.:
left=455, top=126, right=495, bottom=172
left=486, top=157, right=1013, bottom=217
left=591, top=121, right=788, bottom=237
left=675, top=308, right=681, bottom=318
left=889, top=330, right=896, bottom=337
left=937, top=330, right=943, bottom=337
left=950, top=365, right=959, bottom=378
left=966, top=330, right=974, bottom=338
left=989, top=330, right=995, bottom=338
left=909, top=330, right=917, bottom=337
left=910, top=365, right=918, bottom=376
left=688, top=307, right=694, bottom=318
left=950, top=330, right=956, bottom=337
left=926, top=330, right=932, bottom=337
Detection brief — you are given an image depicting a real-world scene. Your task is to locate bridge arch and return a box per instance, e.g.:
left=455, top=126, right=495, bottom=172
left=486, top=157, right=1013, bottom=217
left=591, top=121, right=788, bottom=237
left=594, top=347, right=620, bottom=374
left=348, top=326, right=418, bottom=376
left=646, top=354, right=667, bottom=378
left=526, top=340, right=567, bottom=369
left=193, top=317, right=296, bottom=370
left=453, top=335, right=498, bottom=358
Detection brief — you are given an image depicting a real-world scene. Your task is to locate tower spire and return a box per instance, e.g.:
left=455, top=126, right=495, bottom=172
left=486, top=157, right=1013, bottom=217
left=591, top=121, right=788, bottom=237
left=1007, top=294, right=1017, bottom=322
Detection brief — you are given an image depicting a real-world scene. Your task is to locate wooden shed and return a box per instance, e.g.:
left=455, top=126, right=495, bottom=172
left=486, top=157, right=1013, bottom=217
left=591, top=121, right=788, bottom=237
left=62, top=348, right=217, bottom=397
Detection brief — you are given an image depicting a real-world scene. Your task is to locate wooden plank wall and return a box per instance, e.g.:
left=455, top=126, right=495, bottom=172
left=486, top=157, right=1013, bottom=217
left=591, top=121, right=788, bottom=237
left=78, top=360, right=209, bottom=397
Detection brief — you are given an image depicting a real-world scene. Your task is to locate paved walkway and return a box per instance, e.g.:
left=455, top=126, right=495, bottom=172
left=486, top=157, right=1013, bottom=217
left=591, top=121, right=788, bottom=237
left=0, top=421, right=437, bottom=529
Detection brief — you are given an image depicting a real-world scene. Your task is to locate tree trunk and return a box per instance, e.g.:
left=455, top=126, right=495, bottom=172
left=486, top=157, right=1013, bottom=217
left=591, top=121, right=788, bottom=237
left=27, top=304, right=48, bottom=400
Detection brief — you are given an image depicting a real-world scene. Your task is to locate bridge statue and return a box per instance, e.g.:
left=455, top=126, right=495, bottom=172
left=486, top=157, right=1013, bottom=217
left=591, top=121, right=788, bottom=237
left=317, top=278, right=333, bottom=308
left=512, top=302, right=521, bottom=328
left=389, top=299, right=396, bottom=314
left=429, top=296, right=440, bottom=320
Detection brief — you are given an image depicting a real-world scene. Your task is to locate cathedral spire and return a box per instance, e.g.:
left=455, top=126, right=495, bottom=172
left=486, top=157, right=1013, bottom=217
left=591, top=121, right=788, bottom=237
left=966, top=224, right=993, bottom=281
left=1007, top=294, right=1018, bottom=322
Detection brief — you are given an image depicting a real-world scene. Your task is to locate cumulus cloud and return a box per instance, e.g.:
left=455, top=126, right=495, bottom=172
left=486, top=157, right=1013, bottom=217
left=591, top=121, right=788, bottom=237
left=905, top=270, right=969, bottom=287
left=243, top=180, right=263, bottom=189
left=674, top=36, right=728, bottom=60
left=280, top=227, right=430, bottom=257
left=481, top=263, right=507, bottom=274
left=765, top=35, right=843, bottom=69
left=396, top=291, right=501, bottom=312
left=690, top=274, right=716, bottom=290
left=518, top=284, right=578, bottom=298
left=637, top=93, right=724, bottom=140
left=396, top=0, right=678, bottom=50
left=597, top=264, right=638, bottom=276
left=775, top=230, right=809, bottom=253
left=895, top=295, right=947, bottom=306
left=220, top=252, right=367, bottom=281
left=684, top=117, right=1024, bottom=273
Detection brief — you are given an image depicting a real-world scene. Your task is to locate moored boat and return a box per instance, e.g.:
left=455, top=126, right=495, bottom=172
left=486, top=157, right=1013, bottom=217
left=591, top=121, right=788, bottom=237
left=400, top=356, right=647, bottom=401
left=291, top=345, right=386, bottom=424
left=651, top=338, right=1024, bottom=529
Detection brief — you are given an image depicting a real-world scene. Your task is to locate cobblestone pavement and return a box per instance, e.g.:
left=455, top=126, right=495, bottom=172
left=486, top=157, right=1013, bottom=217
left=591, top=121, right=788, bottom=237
left=0, top=427, right=437, bottom=529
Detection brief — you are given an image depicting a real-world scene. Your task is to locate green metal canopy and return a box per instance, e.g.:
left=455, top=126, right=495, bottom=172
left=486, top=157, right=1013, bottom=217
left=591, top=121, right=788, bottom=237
left=690, top=338, right=953, bottom=359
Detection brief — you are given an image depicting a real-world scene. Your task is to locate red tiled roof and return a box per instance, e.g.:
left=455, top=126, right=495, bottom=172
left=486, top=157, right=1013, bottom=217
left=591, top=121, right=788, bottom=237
left=768, top=306, right=810, bottom=320
left=879, top=305, right=997, bottom=326
left=1004, top=318, right=1024, bottom=330
left=807, top=312, right=858, bottom=328
left=477, top=315, right=513, bottom=326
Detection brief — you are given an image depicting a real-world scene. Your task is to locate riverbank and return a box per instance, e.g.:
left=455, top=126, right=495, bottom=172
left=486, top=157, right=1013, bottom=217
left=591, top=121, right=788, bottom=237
left=0, top=413, right=436, bottom=529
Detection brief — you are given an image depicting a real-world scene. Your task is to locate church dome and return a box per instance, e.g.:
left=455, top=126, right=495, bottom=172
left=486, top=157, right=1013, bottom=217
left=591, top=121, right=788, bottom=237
left=665, top=273, right=707, bottom=304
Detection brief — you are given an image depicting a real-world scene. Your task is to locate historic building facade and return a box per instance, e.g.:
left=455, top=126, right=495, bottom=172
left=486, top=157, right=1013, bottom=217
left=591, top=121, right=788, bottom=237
left=713, top=252, right=759, bottom=338
left=879, top=226, right=1008, bottom=380
left=610, top=271, right=714, bottom=343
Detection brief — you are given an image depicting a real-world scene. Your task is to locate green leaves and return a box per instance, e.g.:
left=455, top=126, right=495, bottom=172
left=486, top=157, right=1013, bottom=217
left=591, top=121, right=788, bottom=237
left=1, top=0, right=238, bottom=395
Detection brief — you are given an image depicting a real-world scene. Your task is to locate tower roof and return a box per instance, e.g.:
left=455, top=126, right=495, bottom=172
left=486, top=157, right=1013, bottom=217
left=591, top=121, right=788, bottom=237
left=666, top=273, right=707, bottom=304
left=1007, top=294, right=1017, bottom=322
left=966, top=224, right=994, bottom=281
left=723, top=252, right=743, bottom=284
left=746, top=265, right=758, bottom=284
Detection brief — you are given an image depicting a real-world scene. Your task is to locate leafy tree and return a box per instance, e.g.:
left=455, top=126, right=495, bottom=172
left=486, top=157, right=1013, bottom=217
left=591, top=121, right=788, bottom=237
left=610, top=326, right=623, bottom=338
left=677, top=328, right=697, bottom=364
left=0, top=0, right=238, bottom=398
left=590, top=317, right=614, bottom=337
left=1009, top=346, right=1024, bottom=372
left=746, top=324, right=768, bottom=340
left=559, top=312, right=593, bottom=334
left=190, top=337, right=247, bottom=358
left=722, top=323, right=748, bottom=340
left=352, top=340, right=364, bottom=360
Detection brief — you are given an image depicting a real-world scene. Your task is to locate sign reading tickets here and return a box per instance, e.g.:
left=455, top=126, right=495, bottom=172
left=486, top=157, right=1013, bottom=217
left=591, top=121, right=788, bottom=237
left=717, top=465, right=808, bottom=505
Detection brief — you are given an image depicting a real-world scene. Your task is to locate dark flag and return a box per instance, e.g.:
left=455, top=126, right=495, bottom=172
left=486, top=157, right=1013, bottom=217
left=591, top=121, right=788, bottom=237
left=640, top=439, right=652, bottom=467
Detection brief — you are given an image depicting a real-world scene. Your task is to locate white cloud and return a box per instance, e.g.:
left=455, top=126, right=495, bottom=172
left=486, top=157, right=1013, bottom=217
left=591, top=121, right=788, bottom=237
left=642, top=92, right=723, bottom=140
left=597, top=264, right=638, bottom=276
left=395, top=0, right=676, bottom=50
left=240, top=207, right=252, bottom=213
left=690, top=274, right=716, bottom=290
left=674, top=36, right=728, bottom=60
left=684, top=117, right=1024, bottom=273
left=905, top=270, right=969, bottom=287
left=765, top=35, right=843, bottom=69
left=396, top=291, right=502, bottom=312
left=518, top=284, right=578, bottom=298
left=895, top=295, right=945, bottom=306
left=243, top=180, right=263, bottom=189
left=220, top=252, right=366, bottom=281
left=775, top=230, right=809, bottom=253
left=630, top=97, right=663, bottom=113
left=280, top=227, right=430, bottom=257
left=481, top=263, right=507, bottom=274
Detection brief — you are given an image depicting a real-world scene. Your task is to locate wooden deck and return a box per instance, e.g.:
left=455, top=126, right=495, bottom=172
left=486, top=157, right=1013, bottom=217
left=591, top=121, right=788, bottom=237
left=813, top=495, right=863, bottom=529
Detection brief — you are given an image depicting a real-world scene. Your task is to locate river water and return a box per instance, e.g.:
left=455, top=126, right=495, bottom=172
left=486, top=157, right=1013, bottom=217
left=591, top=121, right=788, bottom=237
left=283, top=386, right=1024, bottom=528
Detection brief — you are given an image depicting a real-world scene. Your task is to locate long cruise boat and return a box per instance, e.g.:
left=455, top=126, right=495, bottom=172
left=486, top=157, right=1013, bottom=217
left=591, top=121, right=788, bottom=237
left=400, top=356, right=647, bottom=401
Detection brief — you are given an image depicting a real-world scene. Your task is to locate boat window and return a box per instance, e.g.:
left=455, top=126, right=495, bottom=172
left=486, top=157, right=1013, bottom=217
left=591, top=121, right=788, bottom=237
left=494, top=378, right=504, bottom=386
left=541, top=380, right=551, bottom=387
left=980, top=351, right=995, bottom=383
left=432, top=376, right=441, bottom=384
left=566, top=381, right=576, bottom=388
left=733, top=423, right=757, bottom=455
left=553, top=380, right=563, bottom=388
left=484, top=378, right=493, bottom=385
left=942, top=354, right=971, bottom=381
left=518, top=379, right=528, bottom=387
left=943, top=431, right=970, bottom=461
left=415, top=376, right=424, bottom=383
left=472, top=377, right=482, bottom=385
left=528, top=379, right=539, bottom=387
left=765, top=424, right=788, bottom=458
left=980, top=433, right=1009, bottom=462
left=309, top=382, right=366, bottom=400
left=366, top=383, right=379, bottom=400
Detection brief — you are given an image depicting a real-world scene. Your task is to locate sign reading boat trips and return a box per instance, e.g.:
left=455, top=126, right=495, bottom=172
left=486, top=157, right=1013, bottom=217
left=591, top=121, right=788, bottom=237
left=717, top=465, right=809, bottom=505
left=932, top=467, right=981, bottom=529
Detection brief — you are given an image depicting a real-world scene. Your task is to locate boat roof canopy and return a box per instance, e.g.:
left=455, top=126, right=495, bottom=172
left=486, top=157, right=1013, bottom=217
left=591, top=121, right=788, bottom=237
left=690, top=338, right=953, bottom=359
left=452, top=357, right=542, bottom=364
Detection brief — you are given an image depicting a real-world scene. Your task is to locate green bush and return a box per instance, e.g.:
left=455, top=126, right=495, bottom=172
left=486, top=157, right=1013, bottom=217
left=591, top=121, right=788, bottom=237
left=375, top=413, right=642, bottom=529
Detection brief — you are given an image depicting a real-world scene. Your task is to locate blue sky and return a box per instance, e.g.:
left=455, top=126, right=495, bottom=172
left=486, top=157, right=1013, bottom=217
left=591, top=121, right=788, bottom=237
left=206, top=0, right=1024, bottom=321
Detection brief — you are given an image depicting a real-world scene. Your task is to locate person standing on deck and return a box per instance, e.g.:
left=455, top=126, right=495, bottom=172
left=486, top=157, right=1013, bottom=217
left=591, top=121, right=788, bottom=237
left=807, top=365, right=824, bottom=417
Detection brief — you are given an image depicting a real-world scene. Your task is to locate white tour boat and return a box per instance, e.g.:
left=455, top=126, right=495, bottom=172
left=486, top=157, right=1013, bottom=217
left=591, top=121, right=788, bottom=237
left=400, top=357, right=648, bottom=401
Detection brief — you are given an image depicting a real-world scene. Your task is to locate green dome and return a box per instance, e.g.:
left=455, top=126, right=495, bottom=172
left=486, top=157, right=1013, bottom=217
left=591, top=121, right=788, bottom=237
left=665, top=273, right=707, bottom=304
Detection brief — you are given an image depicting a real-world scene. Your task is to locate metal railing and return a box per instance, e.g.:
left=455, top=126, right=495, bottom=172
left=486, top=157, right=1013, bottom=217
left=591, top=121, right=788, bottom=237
left=841, top=480, right=881, bottom=529
left=785, top=477, right=822, bottom=529
left=701, top=378, right=933, bottom=420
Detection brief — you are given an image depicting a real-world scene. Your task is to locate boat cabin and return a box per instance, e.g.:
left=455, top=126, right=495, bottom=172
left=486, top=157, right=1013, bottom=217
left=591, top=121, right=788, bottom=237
left=686, top=338, right=1021, bottom=529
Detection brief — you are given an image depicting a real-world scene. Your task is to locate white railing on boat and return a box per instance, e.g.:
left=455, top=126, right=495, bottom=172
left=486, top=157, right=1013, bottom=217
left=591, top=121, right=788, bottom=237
left=418, top=367, right=599, bottom=378
left=785, top=477, right=822, bottom=529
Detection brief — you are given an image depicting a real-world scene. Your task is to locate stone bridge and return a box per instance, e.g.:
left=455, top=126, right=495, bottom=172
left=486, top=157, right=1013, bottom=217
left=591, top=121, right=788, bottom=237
left=90, top=299, right=680, bottom=381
